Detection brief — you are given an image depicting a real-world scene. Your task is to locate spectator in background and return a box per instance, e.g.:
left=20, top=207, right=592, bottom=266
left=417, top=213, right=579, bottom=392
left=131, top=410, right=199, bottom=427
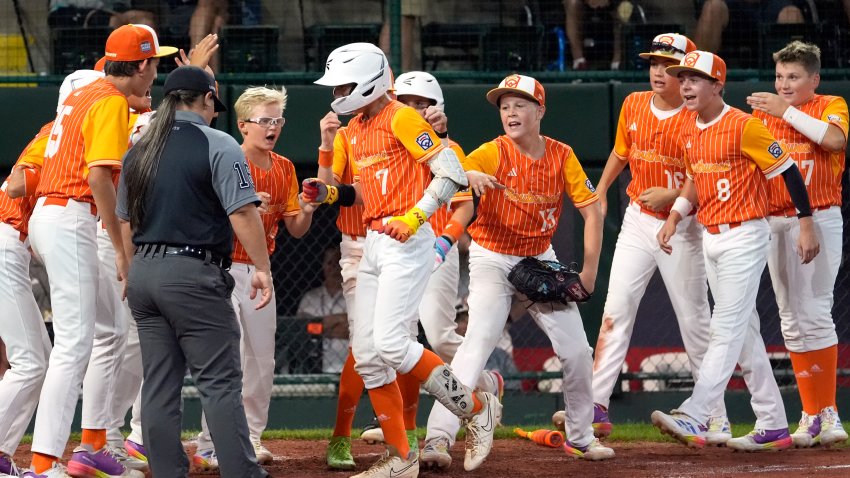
left=0, top=339, right=8, bottom=378
left=297, top=246, right=349, bottom=374
left=694, top=0, right=805, bottom=54
left=564, top=0, right=628, bottom=70
left=48, top=0, right=158, bottom=28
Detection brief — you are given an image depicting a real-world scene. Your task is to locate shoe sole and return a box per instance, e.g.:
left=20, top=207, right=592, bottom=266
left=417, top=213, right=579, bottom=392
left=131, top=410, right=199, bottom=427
left=728, top=437, right=792, bottom=452
left=360, top=430, right=385, bottom=445
left=704, top=434, right=732, bottom=447
left=192, top=458, right=219, bottom=472
left=791, top=435, right=818, bottom=448
left=66, top=462, right=98, bottom=478
left=256, top=454, right=273, bottom=465
left=651, top=412, right=705, bottom=449
left=593, top=422, right=612, bottom=438
left=564, top=446, right=615, bottom=461
left=327, top=460, right=356, bottom=471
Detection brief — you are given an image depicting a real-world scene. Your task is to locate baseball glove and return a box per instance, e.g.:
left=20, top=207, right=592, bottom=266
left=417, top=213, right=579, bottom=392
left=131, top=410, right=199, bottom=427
left=507, top=257, right=591, bottom=304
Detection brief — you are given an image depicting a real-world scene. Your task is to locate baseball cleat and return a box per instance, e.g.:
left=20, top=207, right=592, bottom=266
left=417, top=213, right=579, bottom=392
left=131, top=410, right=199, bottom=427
left=406, top=430, right=419, bottom=460
left=791, top=412, right=821, bottom=448
left=552, top=410, right=566, bottom=432
left=563, top=438, right=615, bottom=461
left=818, top=406, right=849, bottom=447
left=105, top=444, right=147, bottom=473
left=66, top=444, right=144, bottom=478
left=123, top=440, right=147, bottom=465
left=592, top=403, right=613, bottom=438
left=705, top=416, right=733, bottom=446
left=192, top=448, right=218, bottom=471
left=326, top=436, right=356, bottom=470
left=651, top=410, right=706, bottom=448
left=726, top=428, right=792, bottom=452
left=0, top=454, right=21, bottom=477
left=463, top=392, right=502, bottom=471
left=360, top=418, right=384, bottom=445
left=20, top=463, right=72, bottom=478
left=251, top=438, right=273, bottom=465
left=350, top=451, right=418, bottom=478
left=420, top=436, right=452, bottom=469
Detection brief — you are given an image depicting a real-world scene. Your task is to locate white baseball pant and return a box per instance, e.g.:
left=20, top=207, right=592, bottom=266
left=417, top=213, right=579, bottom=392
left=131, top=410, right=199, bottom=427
left=107, top=317, right=143, bottom=447
left=418, top=246, right=461, bottom=362
left=678, top=220, right=788, bottom=430
left=352, top=224, right=434, bottom=389
left=767, top=207, right=841, bottom=353
left=200, top=263, right=277, bottom=443
left=426, top=241, right=595, bottom=447
left=592, top=204, right=721, bottom=414
left=28, top=197, right=99, bottom=457
left=339, top=235, right=365, bottom=323
left=81, top=227, right=132, bottom=430
left=0, top=224, right=52, bottom=455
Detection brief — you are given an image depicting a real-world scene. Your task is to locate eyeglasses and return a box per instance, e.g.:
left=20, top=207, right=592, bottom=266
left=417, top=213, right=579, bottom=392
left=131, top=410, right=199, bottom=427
left=244, top=116, right=284, bottom=127
left=650, top=42, right=686, bottom=56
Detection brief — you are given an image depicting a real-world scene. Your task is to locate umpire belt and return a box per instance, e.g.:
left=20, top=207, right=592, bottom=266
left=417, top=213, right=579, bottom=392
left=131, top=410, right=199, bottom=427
left=137, top=244, right=232, bottom=269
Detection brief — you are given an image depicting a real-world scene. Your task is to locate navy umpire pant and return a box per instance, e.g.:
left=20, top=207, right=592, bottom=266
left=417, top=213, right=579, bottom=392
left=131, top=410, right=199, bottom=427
left=126, top=250, right=268, bottom=478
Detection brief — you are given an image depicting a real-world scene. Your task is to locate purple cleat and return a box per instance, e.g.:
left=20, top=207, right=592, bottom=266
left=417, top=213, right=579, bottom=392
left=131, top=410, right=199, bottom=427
left=0, top=454, right=21, bottom=476
left=123, top=440, right=148, bottom=465
left=66, top=444, right=143, bottom=478
left=727, top=428, right=792, bottom=452
left=791, top=413, right=821, bottom=448
left=593, top=403, right=613, bottom=438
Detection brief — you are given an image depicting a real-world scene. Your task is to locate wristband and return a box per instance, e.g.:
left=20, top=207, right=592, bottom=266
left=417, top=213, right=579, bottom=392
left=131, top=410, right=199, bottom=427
left=670, top=196, right=693, bottom=218
left=318, top=148, right=333, bottom=168
left=336, top=183, right=356, bottom=207
left=436, top=130, right=448, bottom=139
left=442, top=218, right=465, bottom=243
left=783, top=105, right=829, bottom=145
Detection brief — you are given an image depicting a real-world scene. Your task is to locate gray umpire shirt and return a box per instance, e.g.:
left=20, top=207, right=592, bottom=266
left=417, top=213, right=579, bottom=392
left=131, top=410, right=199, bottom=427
left=116, top=110, right=259, bottom=258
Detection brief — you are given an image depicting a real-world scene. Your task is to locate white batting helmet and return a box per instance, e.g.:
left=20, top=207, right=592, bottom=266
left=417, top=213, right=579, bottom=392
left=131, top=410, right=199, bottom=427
left=394, top=71, right=445, bottom=110
left=58, top=69, right=104, bottom=113
left=314, top=43, right=392, bottom=115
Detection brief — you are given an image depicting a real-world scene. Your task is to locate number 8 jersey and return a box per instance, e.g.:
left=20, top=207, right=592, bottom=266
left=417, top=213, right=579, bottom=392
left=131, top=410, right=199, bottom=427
left=681, top=104, right=792, bottom=227
left=463, top=135, right=598, bottom=256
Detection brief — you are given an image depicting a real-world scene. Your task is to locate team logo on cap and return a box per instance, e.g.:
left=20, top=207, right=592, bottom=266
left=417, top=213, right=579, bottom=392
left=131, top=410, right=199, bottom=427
left=504, top=75, right=521, bottom=88
left=657, top=35, right=674, bottom=45
left=683, top=52, right=700, bottom=67
left=140, top=41, right=151, bottom=53
left=416, top=132, right=434, bottom=150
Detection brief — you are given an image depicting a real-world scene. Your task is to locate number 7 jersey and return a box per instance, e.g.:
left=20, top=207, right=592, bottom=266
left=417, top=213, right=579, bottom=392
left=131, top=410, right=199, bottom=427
left=681, top=105, right=792, bottom=227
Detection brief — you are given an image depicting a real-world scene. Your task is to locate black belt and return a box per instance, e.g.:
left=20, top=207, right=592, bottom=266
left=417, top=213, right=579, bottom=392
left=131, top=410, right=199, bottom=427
left=137, top=244, right=232, bottom=270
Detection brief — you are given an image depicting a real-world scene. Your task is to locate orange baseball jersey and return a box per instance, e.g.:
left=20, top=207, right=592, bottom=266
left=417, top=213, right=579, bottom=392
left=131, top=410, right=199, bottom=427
left=463, top=136, right=598, bottom=256
left=614, top=91, right=695, bottom=214
left=0, top=122, right=53, bottom=235
left=681, top=106, right=792, bottom=227
left=348, top=100, right=444, bottom=221
left=756, top=94, right=848, bottom=212
left=430, top=141, right=472, bottom=236
left=36, top=78, right=129, bottom=203
left=231, top=151, right=300, bottom=264
left=332, top=126, right=367, bottom=237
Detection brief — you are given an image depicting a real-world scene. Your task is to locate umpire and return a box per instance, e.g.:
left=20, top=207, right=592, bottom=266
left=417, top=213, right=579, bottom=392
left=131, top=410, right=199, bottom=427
left=116, top=65, right=272, bottom=478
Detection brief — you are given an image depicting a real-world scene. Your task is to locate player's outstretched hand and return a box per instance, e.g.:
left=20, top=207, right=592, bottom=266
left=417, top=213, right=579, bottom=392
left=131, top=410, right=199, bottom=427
left=433, top=235, right=453, bottom=271
left=251, top=268, right=274, bottom=309
left=746, top=92, right=789, bottom=118
left=423, top=106, right=447, bottom=135
left=797, top=217, right=820, bottom=264
left=320, top=112, right=341, bottom=151
left=467, top=170, right=505, bottom=197
left=657, top=218, right=677, bottom=255
left=639, top=187, right=678, bottom=212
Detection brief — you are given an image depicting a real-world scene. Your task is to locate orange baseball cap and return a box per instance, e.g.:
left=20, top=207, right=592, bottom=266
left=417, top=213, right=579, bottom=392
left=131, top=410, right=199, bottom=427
left=639, top=33, right=696, bottom=62
left=105, top=24, right=177, bottom=62
left=94, top=56, right=106, bottom=72
left=666, top=51, right=727, bottom=83
left=486, top=74, right=545, bottom=106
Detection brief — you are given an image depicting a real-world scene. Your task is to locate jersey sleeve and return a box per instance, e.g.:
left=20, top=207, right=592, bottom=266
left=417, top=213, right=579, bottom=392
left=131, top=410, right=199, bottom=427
left=741, top=118, right=793, bottom=179
left=612, top=96, right=632, bottom=159
left=82, top=95, right=130, bottom=168
left=390, top=106, right=445, bottom=163
left=209, top=134, right=261, bottom=214
left=561, top=147, right=599, bottom=208
left=16, top=132, right=49, bottom=169
left=281, top=160, right=301, bottom=218
left=332, top=127, right=350, bottom=183
left=461, top=141, right=499, bottom=175
left=821, top=97, right=849, bottom=139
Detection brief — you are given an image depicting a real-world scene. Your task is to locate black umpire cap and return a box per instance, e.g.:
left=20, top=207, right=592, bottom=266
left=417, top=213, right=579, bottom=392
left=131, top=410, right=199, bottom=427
left=164, top=65, right=227, bottom=112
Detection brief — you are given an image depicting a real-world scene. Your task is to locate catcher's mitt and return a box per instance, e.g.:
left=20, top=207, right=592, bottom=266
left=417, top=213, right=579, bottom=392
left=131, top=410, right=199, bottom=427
left=507, top=257, right=591, bottom=304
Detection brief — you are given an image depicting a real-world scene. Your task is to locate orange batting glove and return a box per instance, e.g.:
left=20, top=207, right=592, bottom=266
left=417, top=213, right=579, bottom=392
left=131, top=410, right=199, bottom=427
left=381, top=207, right=427, bottom=243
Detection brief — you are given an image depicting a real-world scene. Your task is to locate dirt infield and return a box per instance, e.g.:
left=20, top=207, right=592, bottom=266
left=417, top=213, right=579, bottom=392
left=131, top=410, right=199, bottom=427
left=12, top=439, right=850, bottom=477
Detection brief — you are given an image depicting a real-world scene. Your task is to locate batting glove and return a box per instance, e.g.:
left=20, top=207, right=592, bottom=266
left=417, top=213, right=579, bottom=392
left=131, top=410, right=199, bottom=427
left=382, top=207, right=427, bottom=243
left=301, top=178, right=339, bottom=205
left=433, top=235, right=453, bottom=271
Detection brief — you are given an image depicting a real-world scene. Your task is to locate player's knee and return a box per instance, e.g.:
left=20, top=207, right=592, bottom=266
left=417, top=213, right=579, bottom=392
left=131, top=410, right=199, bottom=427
left=374, top=336, right=406, bottom=369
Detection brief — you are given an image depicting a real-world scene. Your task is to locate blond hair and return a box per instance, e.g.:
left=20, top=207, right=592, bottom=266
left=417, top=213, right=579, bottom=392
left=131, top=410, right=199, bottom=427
left=234, top=86, right=288, bottom=120
left=773, top=41, right=821, bottom=74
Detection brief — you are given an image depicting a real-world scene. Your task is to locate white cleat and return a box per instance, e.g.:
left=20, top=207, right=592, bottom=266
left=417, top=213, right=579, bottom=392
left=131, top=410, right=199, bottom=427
left=349, top=451, right=418, bottom=478
left=563, top=438, right=615, bottom=461
left=463, top=392, right=502, bottom=471
left=818, top=406, right=849, bottom=447
left=420, top=436, right=452, bottom=470
left=791, top=412, right=821, bottom=448
left=705, top=416, right=732, bottom=446
left=251, top=438, right=274, bottom=465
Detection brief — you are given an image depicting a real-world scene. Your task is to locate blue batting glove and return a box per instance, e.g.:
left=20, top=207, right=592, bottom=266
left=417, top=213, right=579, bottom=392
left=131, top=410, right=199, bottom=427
left=433, top=235, right=454, bottom=271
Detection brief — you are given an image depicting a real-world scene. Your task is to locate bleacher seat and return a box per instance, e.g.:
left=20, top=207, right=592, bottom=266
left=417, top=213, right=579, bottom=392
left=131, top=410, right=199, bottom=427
left=220, top=25, right=280, bottom=73
left=304, top=24, right=381, bottom=72
left=482, top=25, right=544, bottom=71
left=421, top=23, right=491, bottom=71
left=51, top=27, right=111, bottom=74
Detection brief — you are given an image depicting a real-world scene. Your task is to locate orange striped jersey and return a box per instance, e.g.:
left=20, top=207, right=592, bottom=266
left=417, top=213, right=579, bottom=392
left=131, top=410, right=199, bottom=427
left=463, top=136, right=598, bottom=256
left=681, top=105, right=792, bottom=227
left=0, top=122, right=52, bottom=235
left=756, top=94, right=848, bottom=211
left=613, top=91, right=695, bottom=213
left=232, top=151, right=300, bottom=264
left=36, top=78, right=129, bottom=203
left=348, top=100, right=444, bottom=221
left=430, top=141, right=472, bottom=235
left=331, top=126, right=367, bottom=237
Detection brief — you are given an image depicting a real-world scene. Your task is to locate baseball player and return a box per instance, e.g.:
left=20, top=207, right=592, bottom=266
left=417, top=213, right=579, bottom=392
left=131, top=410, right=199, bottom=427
left=424, top=74, right=614, bottom=466
left=192, top=85, right=318, bottom=471
left=654, top=50, right=819, bottom=451
left=584, top=33, right=730, bottom=444
left=747, top=40, right=848, bottom=447
left=307, top=43, right=499, bottom=478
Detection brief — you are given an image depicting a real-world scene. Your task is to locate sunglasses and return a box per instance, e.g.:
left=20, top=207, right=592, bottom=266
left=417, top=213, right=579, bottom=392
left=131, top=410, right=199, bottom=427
left=650, top=42, right=686, bottom=56
left=244, top=116, right=284, bottom=127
